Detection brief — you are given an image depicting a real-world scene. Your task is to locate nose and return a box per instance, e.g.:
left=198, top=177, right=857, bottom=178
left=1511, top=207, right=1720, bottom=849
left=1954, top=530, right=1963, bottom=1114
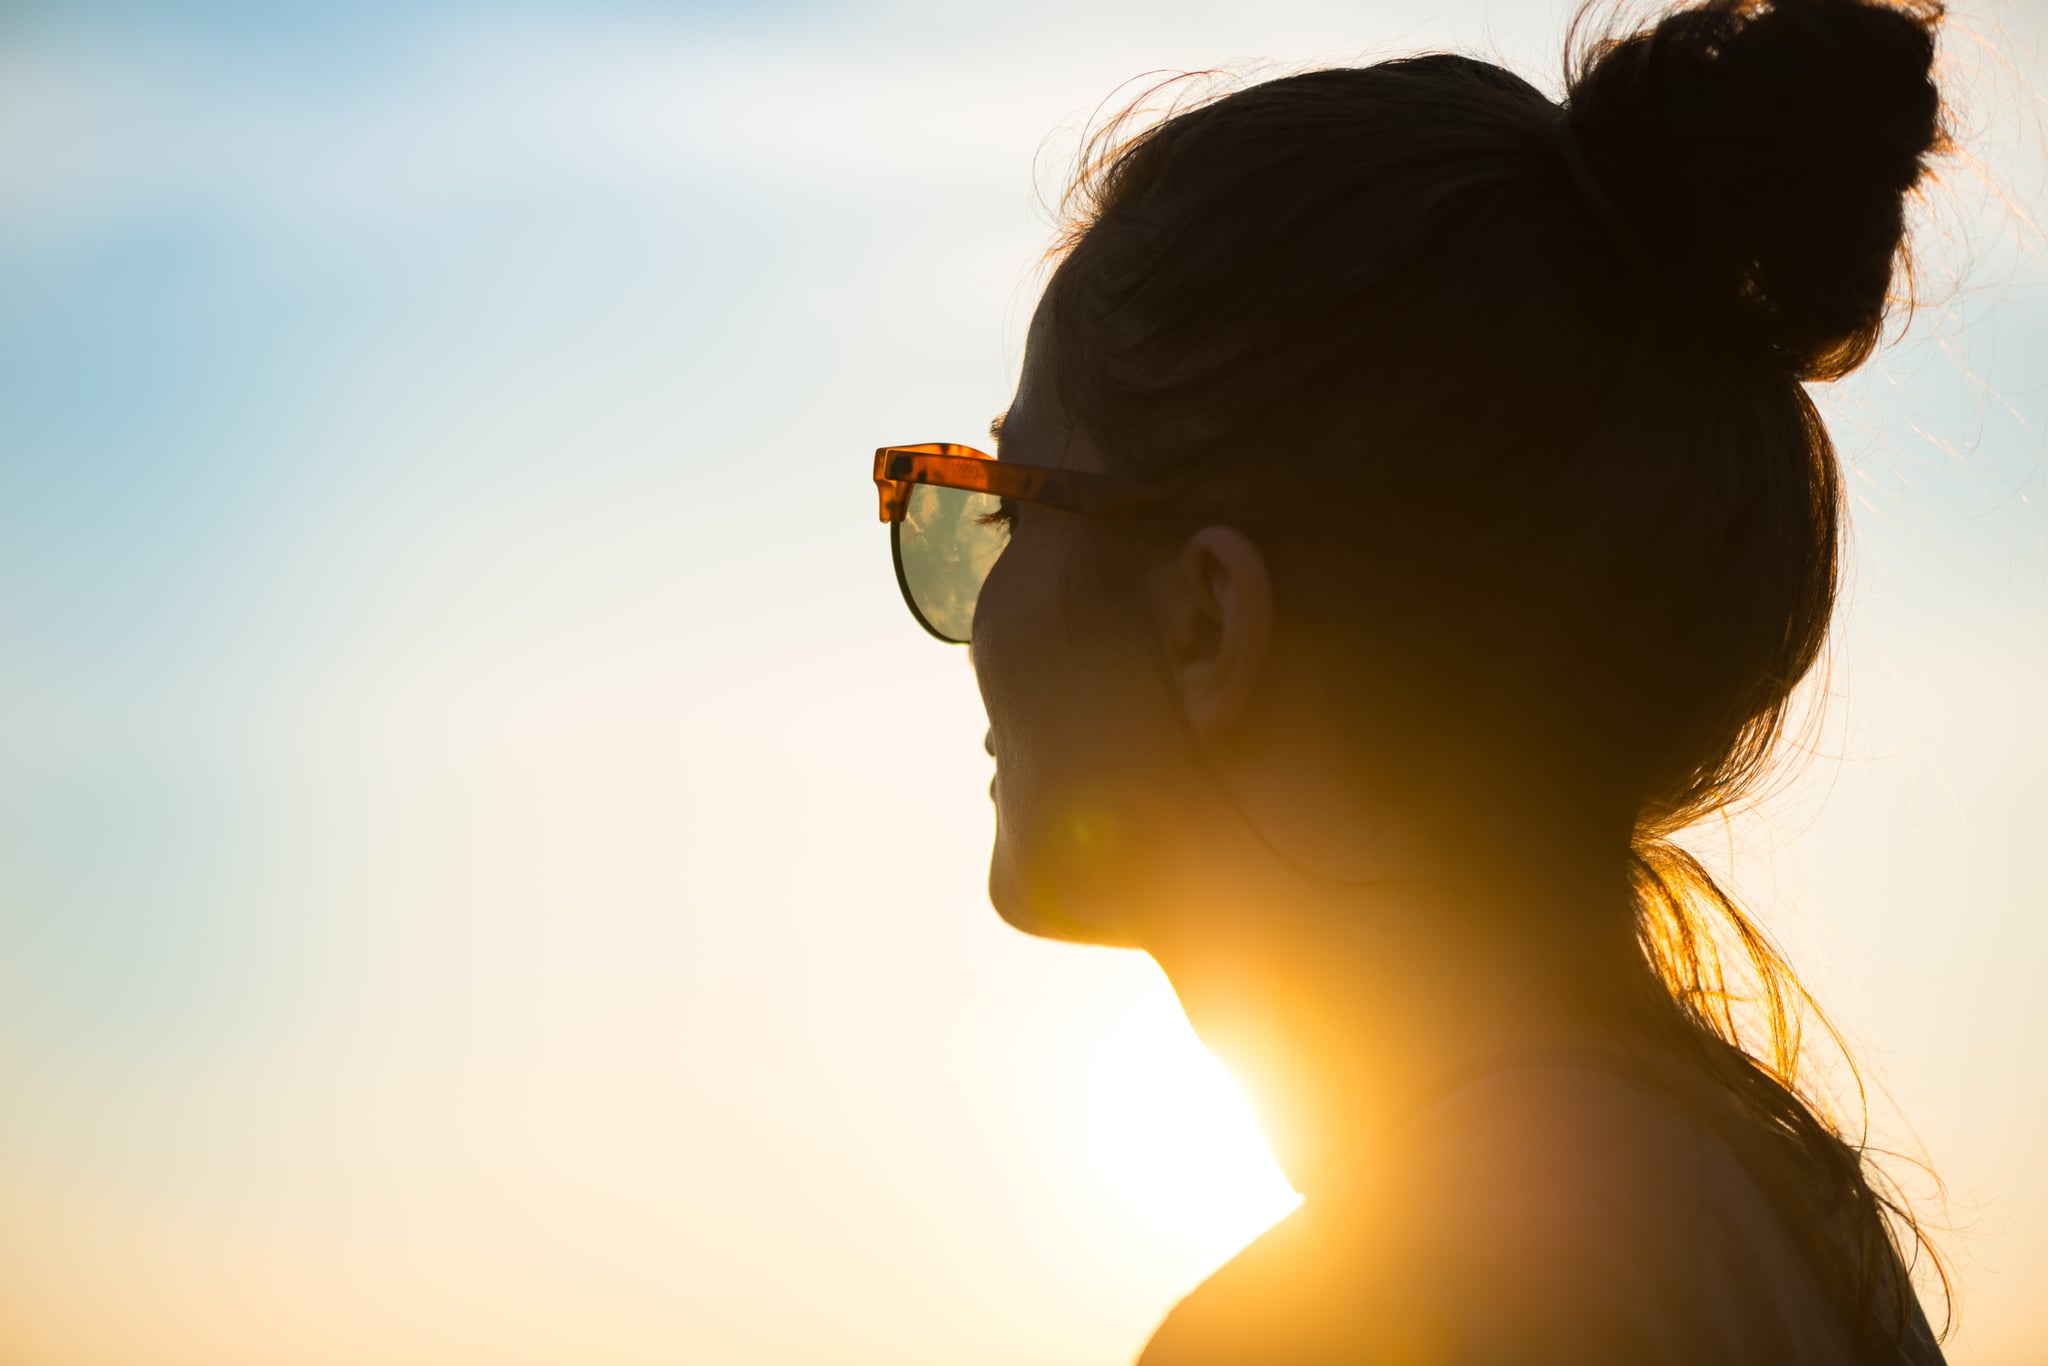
left=984, top=728, right=995, bottom=757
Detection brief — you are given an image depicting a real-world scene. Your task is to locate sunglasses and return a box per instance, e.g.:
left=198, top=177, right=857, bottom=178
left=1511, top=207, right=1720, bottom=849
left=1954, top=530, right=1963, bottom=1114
left=872, top=443, right=1172, bottom=643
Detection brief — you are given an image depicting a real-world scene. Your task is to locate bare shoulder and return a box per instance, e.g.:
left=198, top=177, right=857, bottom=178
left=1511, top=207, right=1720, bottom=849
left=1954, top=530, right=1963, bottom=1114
left=1135, top=1060, right=1872, bottom=1366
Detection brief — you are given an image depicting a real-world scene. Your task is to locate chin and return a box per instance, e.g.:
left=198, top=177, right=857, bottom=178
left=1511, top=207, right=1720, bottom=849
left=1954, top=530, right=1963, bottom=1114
left=987, top=824, right=1136, bottom=947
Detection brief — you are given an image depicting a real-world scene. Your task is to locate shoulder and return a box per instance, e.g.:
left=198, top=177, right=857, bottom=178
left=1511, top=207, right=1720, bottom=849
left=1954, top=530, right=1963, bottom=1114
left=1136, top=1059, right=1869, bottom=1366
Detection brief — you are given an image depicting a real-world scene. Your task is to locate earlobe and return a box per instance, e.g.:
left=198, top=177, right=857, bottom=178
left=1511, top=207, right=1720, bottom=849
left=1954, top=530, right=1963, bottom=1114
left=1161, top=526, right=1274, bottom=744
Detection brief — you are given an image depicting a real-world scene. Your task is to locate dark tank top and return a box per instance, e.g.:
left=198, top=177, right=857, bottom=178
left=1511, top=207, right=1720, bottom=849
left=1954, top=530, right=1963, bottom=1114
left=1136, top=1052, right=1946, bottom=1366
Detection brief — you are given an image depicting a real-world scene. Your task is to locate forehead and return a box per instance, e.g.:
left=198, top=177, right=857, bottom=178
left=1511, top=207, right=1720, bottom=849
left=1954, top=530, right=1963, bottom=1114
left=998, top=301, right=1100, bottom=475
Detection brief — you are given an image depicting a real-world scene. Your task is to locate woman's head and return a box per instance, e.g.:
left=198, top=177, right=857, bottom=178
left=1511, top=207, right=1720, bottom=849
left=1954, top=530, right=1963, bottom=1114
left=975, top=0, right=1944, bottom=944
left=964, top=0, right=1951, bottom=1333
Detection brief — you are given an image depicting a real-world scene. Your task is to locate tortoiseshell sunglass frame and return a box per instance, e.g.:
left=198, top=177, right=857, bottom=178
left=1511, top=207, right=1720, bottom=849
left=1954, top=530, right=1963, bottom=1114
left=872, top=443, right=1171, bottom=523
left=872, top=442, right=1173, bottom=643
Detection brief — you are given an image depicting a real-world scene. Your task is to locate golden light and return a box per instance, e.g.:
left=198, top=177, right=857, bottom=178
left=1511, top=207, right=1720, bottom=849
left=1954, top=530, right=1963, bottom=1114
left=1056, top=959, right=1303, bottom=1276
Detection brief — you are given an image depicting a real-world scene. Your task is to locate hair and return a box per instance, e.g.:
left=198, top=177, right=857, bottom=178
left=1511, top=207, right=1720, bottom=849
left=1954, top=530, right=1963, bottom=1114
left=1036, top=0, right=1949, bottom=1344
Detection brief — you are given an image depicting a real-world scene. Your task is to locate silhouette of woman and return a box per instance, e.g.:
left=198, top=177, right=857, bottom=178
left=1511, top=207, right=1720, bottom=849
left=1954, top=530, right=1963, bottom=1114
left=871, top=0, right=1951, bottom=1359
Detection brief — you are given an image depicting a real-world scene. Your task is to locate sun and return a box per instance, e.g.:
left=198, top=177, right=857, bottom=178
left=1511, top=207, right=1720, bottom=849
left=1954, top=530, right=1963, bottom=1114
left=1059, top=963, right=1303, bottom=1276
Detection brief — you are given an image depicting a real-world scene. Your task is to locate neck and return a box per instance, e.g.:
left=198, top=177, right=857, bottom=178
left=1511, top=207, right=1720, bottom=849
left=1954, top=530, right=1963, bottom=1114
left=1143, top=864, right=1637, bottom=1198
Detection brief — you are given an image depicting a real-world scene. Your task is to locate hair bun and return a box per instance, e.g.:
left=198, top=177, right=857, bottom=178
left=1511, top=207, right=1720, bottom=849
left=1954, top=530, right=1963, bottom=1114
left=1565, top=0, right=1945, bottom=380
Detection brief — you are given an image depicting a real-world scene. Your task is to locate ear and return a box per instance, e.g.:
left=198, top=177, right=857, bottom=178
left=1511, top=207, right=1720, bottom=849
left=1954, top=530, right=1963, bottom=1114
left=1151, top=525, right=1274, bottom=744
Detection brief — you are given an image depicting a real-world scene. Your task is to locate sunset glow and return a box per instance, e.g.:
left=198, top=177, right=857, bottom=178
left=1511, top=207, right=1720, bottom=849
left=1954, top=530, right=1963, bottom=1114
left=0, top=0, right=2040, bottom=1363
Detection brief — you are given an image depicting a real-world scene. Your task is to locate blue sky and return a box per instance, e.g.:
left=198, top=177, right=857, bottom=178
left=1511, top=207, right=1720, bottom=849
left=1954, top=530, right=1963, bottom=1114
left=0, top=1, right=2043, bottom=1362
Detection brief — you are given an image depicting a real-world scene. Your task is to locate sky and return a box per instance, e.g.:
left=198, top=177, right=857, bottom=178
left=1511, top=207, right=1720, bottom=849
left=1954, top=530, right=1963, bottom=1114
left=0, top=0, right=2043, bottom=1363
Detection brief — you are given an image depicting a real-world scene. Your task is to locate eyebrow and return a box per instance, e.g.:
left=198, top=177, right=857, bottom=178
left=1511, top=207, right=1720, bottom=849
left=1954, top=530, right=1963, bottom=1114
left=988, top=412, right=1008, bottom=450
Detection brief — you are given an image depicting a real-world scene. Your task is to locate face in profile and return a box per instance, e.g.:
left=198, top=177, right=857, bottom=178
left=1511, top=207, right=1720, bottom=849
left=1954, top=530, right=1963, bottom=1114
left=967, top=313, right=1185, bottom=949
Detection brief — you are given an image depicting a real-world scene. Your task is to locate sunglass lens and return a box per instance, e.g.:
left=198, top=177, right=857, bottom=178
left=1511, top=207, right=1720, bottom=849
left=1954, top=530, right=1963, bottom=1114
left=894, top=483, right=1010, bottom=642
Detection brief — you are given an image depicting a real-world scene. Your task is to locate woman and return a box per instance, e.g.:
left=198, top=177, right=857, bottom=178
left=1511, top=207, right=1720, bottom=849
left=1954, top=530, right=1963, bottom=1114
left=870, top=0, right=1950, bottom=1359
